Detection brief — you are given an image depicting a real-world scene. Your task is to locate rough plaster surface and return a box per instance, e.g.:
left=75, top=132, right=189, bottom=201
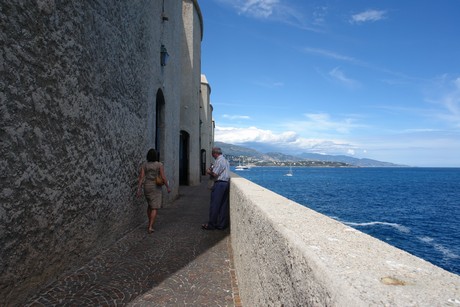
left=230, top=176, right=460, bottom=306
left=0, top=1, right=190, bottom=304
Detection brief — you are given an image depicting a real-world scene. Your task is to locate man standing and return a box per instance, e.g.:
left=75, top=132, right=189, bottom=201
left=202, top=147, right=230, bottom=230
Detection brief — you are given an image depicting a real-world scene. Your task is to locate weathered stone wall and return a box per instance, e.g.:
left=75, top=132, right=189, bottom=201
left=230, top=175, right=460, bottom=306
left=0, top=0, right=190, bottom=304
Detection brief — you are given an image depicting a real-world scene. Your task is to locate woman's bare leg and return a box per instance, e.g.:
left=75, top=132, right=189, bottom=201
left=147, top=208, right=157, bottom=233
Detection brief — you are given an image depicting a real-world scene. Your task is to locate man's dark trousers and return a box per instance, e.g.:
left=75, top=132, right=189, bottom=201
left=208, top=181, right=229, bottom=230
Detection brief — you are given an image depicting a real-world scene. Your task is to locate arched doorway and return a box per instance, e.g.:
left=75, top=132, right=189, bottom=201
left=179, top=131, right=189, bottom=185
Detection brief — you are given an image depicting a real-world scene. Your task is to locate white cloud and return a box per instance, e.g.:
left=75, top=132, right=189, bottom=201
left=303, top=46, right=409, bottom=80
left=303, top=47, right=357, bottom=63
left=399, top=128, right=440, bottom=133
left=271, top=3, right=325, bottom=31
left=214, top=125, right=358, bottom=155
left=455, top=77, right=460, bottom=88
left=283, top=113, right=366, bottom=135
left=329, top=67, right=361, bottom=89
left=215, top=126, right=297, bottom=143
left=230, top=0, right=280, bottom=18
left=442, top=78, right=460, bottom=125
left=425, top=75, right=460, bottom=128
left=222, top=114, right=251, bottom=120
left=350, top=9, right=386, bottom=24
left=252, top=79, right=285, bottom=88
left=312, top=6, right=328, bottom=25
left=216, top=0, right=324, bottom=31
left=289, top=137, right=356, bottom=154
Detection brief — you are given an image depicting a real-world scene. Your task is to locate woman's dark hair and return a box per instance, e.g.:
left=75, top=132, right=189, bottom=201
left=146, top=149, right=158, bottom=162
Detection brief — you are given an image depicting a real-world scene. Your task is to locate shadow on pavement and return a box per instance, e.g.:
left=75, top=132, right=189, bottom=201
left=24, top=178, right=236, bottom=306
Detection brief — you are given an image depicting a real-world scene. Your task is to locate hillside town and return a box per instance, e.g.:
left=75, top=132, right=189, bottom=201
left=226, top=155, right=352, bottom=167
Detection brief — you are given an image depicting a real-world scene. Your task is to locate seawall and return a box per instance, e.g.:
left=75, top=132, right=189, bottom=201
left=230, top=175, right=460, bottom=306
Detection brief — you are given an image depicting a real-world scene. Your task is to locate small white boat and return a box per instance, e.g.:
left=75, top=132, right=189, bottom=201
left=285, top=165, right=293, bottom=176
left=235, top=158, right=249, bottom=171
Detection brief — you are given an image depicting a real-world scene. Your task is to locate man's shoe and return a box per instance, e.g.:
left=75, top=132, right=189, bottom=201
left=201, top=224, right=214, bottom=230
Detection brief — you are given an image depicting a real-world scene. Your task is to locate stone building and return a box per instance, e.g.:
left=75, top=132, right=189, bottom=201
left=0, top=0, right=212, bottom=304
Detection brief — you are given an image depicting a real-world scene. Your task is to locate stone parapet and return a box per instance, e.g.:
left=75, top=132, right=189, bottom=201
left=230, top=175, right=460, bottom=306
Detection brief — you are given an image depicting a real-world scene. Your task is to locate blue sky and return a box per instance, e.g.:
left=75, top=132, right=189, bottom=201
left=199, top=0, right=460, bottom=167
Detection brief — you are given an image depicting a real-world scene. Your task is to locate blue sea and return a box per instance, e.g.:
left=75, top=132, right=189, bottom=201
left=233, top=167, right=460, bottom=276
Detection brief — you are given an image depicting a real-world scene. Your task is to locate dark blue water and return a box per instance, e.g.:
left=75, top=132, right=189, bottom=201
left=233, top=167, right=460, bottom=275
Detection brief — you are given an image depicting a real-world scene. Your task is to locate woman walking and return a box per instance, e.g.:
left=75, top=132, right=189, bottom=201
left=137, top=149, right=171, bottom=233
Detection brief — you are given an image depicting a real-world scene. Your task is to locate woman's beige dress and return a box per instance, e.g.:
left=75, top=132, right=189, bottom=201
left=143, top=161, right=163, bottom=209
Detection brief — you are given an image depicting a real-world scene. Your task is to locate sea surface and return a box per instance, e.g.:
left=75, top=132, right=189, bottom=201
left=233, top=166, right=460, bottom=276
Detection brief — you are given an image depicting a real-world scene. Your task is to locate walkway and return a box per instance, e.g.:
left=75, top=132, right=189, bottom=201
left=24, top=179, right=241, bottom=306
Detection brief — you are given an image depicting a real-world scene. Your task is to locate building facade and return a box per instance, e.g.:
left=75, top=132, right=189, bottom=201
left=0, top=0, right=211, bottom=304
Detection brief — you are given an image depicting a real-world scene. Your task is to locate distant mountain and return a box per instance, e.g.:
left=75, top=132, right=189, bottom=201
left=298, top=152, right=405, bottom=167
left=214, top=142, right=265, bottom=159
left=215, top=141, right=405, bottom=167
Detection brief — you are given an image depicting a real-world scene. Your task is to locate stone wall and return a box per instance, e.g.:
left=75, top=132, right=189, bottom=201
left=0, top=0, right=192, bottom=304
left=230, top=175, right=460, bottom=306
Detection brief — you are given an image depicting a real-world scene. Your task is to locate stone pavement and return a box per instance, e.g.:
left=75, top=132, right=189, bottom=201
left=24, top=178, right=241, bottom=307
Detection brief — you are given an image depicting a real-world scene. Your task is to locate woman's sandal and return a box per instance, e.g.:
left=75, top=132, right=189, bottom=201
left=201, top=224, right=213, bottom=230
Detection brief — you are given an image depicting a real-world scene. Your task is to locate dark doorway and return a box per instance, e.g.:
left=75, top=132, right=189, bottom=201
left=179, top=131, right=189, bottom=185
left=200, top=149, right=207, bottom=175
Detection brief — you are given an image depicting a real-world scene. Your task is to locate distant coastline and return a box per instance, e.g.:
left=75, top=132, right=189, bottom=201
left=230, top=160, right=354, bottom=167
left=216, top=141, right=407, bottom=168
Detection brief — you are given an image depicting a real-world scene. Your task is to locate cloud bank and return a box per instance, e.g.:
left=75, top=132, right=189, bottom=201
left=214, top=125, right=357, bottom=155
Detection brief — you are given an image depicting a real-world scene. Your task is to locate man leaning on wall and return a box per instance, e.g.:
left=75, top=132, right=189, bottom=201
left=202, top=147, right=230, bottom=230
